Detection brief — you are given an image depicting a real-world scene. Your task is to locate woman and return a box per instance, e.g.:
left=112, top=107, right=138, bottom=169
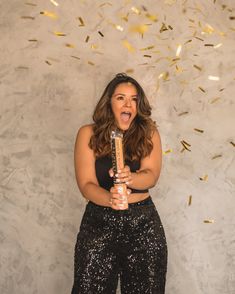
left=71, top=73, right=167, bottom=294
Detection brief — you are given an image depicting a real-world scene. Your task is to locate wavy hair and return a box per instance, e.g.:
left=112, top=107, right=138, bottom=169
left=89, top=73, right=157, bottom=160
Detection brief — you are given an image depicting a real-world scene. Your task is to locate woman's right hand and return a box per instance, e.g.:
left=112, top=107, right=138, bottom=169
left=109, top=186, right=130, bottom=210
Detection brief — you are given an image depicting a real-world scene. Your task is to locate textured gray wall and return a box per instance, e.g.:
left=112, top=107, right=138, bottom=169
left=0, top=0, right=235, bottom=293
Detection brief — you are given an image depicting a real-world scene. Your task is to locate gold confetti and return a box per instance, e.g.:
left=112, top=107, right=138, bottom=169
left=129, top=24, right=149, bottom=34
left=125, top=69, right=134, bottom=74
left=193, top=64, right=202, bottom=71
left=91, top=44, right=99, bottom=49
left=176, top=44, right=182, bottom=57
left=212, top=154, right=222, bottom=159
left=45, top=60, right=52, bottom=65
left=160, top=23, right=168, bottom=33
left=140, top=45, right=155, bottom=51
left=194, top=36, right=204, bottom=41
left=219, top=88, right=225, bottom=92
left=88, top=61, right=95, bottom=66
left=66, top=43, right=75, bottom=48
left=50, top=0, right=59, bottom=6
left=194, top=128, right=204, bottom=133
left=85, top=35, right=90, bottom=42
left=230, top=141, right=235, bottom=147
left=199, top=174, right=208, bottom=181
left=121, top=13, right=129, bottom=22
left=16, top=66, right=29, bottom=70
left=229, top=16, right=235, bottom=20
left=163, top=149, right=172, bottom=154
left=40, top=11, right=58, bottom=19
left=115, top=25, right=124, bottom=32
left=198, top=86, right=206, bottom=93
left=143, top=54, right=152, bottom=58
left=122, top=40, right=135, bottom=52
left=180, top=140, right=191, bottom=151
left=78, top=17, right=85, bottom=26
left=99, top=2, right=112, bottom=7
left=208, top=75, right=220, bottom=81
left=70, top=56, right=80, bottom=60
left=204, top=219, right=215, bottom=223
left=98, top=31, right=104, bottom=37
left=25, top=2, right=37, bottom=6
left=145, top=13, right=158, bottom=22
left=184, top=39, right=192, bottom=44
left=188, top=195, right=192, bottom=206
left=54, top=31, right=66, bottom=36
left=204, top=44, right=214, bottom=47
left=21, top=16, right=35, bottom=20
left=131, top=6, right=141, bottom=15
left=28, top=39, right=38, bottom=42
left=214, top=43, right=223, bottom=49
left=158, top=71, right=169, bottom=80
left=210, top=97, right=221, bottom=104
left=202, top=23, right=214, bottom=34
left=178, top=111, right=188, bottom=116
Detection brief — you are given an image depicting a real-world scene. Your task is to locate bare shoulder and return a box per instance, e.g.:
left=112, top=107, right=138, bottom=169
left=76, top=124, right=94, bottom=142
left=151, top=127, right=161, bottom=142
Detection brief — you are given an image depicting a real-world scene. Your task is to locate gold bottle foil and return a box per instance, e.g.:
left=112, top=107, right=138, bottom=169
left=111, top=130, right=128, bottom=210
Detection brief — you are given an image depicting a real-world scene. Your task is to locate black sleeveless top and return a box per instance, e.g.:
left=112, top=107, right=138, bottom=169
left=95, top=156, right=149, bottom=194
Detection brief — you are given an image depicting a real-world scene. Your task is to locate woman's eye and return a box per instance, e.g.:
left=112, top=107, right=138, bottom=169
left=132, top=97, right=138, bottom=102
left=117, top=96, right=124, bottom=100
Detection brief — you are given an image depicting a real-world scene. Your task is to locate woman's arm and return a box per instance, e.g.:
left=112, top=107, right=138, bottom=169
left=74, top=125, right=112, bottom=206
left=114, top=129, right=162, bottom=190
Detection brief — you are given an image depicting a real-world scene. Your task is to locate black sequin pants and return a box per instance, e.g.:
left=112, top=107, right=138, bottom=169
left=71, top=196, right=167, bottom=294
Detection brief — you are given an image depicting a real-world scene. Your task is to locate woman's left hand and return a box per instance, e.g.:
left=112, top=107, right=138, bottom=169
left=109, top=165, right=133, bottom=186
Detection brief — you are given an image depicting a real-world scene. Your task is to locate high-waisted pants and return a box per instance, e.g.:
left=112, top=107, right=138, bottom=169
left=71, top=196, right=167, bottom=294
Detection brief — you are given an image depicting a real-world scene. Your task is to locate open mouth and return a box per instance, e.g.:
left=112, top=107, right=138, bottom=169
left=120, top=111, right=131, bottom=122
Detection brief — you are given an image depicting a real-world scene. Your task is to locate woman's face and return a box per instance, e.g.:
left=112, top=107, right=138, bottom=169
left=111, top=82, right=138, bottom=131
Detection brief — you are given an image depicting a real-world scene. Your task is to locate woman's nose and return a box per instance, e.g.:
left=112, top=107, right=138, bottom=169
left=124, top=98, right=131, bottom=106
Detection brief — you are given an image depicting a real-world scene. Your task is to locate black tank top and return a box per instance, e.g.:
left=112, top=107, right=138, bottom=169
left=95, top=156, right=149, bottom=194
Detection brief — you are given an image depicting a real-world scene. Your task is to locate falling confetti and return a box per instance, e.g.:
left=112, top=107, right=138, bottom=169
left=78, top=17, right=85, bottom=26
left=204, top=219, right=215, bottom=223
left=158, top=71, right=169, bottom=80
left=131, top=6, right=141, bottom=15
left=85, top=35, right=90, bottom=42
left=129, top=24, right=149, bottom=35
left=21, top=16, right=35, bottom=20
left=210, top=97, right=221, bottom=104
left=230, top=141, right=235, bottom=147
left=211, top=154, right=222, bottom=160
left=163, top=149, right=172, bottom=155
left=208, top=75, right=220, bottom=81
left=145, top=13, right=158, bottom=22
left=188, top=195, right=192, bottom=206
left=122, top=40, right=135, bottom=52
left=54, top=31, right=66, bottom=36
left=193, top=64, right=202, bottom=71
left=180, top=140, right=191, bottom=151
left=50, top=0, right=59, bottom=6
left=214, top=43, right=223, bottom=49
left=140, top=45, right=155, bottom=51
left=65, top=43, right=75, bottom=48
left=98, top=31, right=104, bottom=37
left=194, top=128, right=204, bottom=133
left=40, top=11, right=58, bottom=19
left=176, top=44, right=182, bottom=56
left=198, top=86, right=206, bottom=93
left=199, top=174, right=208, bottom=181
left=160, top=23, right=168, bottom=33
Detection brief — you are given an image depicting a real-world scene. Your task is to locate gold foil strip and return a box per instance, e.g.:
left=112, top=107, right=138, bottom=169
left=188, top=195, right=192, bottom=206
left=70, top=56, right=80, bottom=60
left=208, top=75, right=220, bottom=81
left=40, top=11, right=58, bottom=19
left=21, top=16, right=35, bottom=20
left=160, top=23, right=168, bottom=33
left=78, top=17, right=85, bottom=26
left=140, top=45, right=155, bottom=51
left=129, top=24, right=149, bottom=34
left=230, top=141, right=235, bottom=147
left=176, top=44, right=182, bottom=56
left=50, top=0, right=59, bottom=6
left=193, top=64, right=202, bottom=71
left=115, top=25, right=124, bottom=31
left=85, top=35, right=90, bottom=42
left=125, top=69, right=134, bottom=73
left=180, top=140, right=191, bottom=151
left=143, top=54, right=152, bottom=58
left=28, top=39, right=38, bottom=42
left=210, top=97, right=221, bottom=104
left=158, top=71, right=169, bottom=80
left=178, top=111, right=189, bottom=116
left=98, top=31, right=104, bottom=37
left=99, top=2, right=112, bottom=7
left=212, top=154, right=222, bottom=160
left=204, top=44, right=214, bottom=47
left=214, top=43, right=223, bottom=49
left=25, top=2, right=37, bottom=6
left=199, top=174, right=208, bottom=181
left=66, top=43, right=75, bottom=48
left=198, top=87, right=206, bottom=93
left=163, top=149, right=172, bottom=154
left=204, top=219, right=215, bottom=223
left=145, top=13, right=158, bottom=22
left=194, top=128, right=204, bottom=133
left=122, top=40, right=135, bottom=52
left=54, top=31, right=66, bottom=36
left=131, top=6, right=141, bottom=15
left=45, top=60, right=52, bottom=65
left=88, top=61, right=95, bottom=65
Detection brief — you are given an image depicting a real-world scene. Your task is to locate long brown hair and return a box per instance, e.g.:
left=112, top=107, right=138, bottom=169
left=89, top=73, right=157, bottom=160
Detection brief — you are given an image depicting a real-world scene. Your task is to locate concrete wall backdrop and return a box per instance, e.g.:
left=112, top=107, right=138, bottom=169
left=0, top=0, right=234, bottom=293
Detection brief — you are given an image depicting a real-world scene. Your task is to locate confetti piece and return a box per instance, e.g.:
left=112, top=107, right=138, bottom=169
left=122, top=40, right=135, bottom=52
left=219, top=88, right=225, bottom=92
left=194, top=36, right=204, bottom=41
left=214, top=43, right=223, bottom=49
left=143, top=54, right=152, bottom=58
left=160, top=23, right=168, bottom=33
left=178, top=111, right=189, bottom=116
left=16, top=66, right=29, bottom=70
left=194, top=128, right=204, bottom=133
left=140, top=45, right=155, bottom=51
left=121, top=13, right=129, bottom=22
left=40, top=11, right=58, bottom=19
left=158, top=71, right=169, bottom=81
left=88, top=61, right=95, bottom=66
left=199, top=174, right=208, bottom=181
left=176, top=44, right=182, bottom=57
left=125, top=69, right=134, bottom=74
left=25, top=3, right=37, bottom=6
left=54, top=31, right=66, bottom=36
left=145, top=13, right=158, bottom=22
left=28, top=39, right=38, bottom=42
left=45, top=60, right=52, bottom=65
left=202, top=24, right=214, bottom=34
left=230, top=141, right=235, bottom=147
left=193, top=64, right=202, bottom=71
left=91, top=44, right=99, bottom=49
left=212, top=154, right=222, bottom=159
left=70, top=56, right=80, bottom=60
left=188, top=195, right=192, bottom=206
left=204, top=219, right=215, bottom=223
left=180, top=140, right=191, bottom=151
left=78, top=17, right=85, bottom=26
left=229, top=16, right=235, bottom=20
left=204, top=44, right=214, bottom=47
left=21, top=16, right=35, bottom=20
left=85, top=35, right=90, bottom=42
left=184, top=39, right=192, bottom=44
left=115, top=24, right=124, bottom=31
left=208, top=75, right=220, bottom=81
left=198, top=86, right=206, bottom=93
left=163, top=149, right=172, bottom=154
left=131, top=6, right=141, bottom=15
left=99, top=2, right=112, bottom=7
left=50, top=0, right=59, bottom=6
left=65, top=43, right=75, bottom=48
left=129, top=24, right=149, bottom=34
left=98, top=31, right=104, bottom=37
left=210, top=97, right=221, bottom=104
